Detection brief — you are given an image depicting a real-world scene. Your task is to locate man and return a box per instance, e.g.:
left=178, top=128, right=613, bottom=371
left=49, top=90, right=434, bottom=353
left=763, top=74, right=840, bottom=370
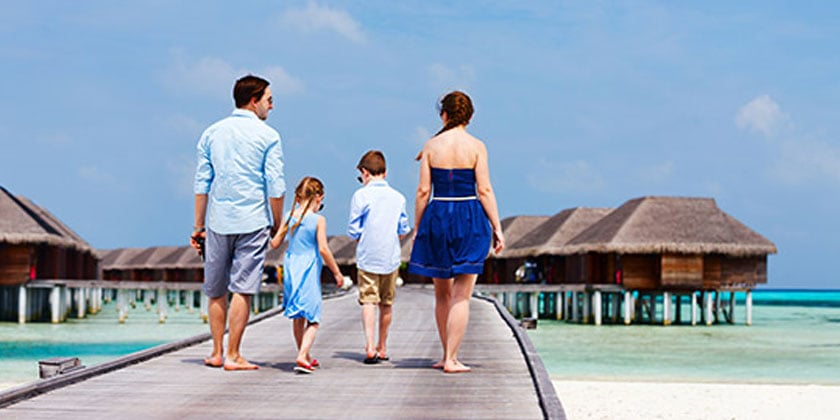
left=347, top=150, right=411, bottom=364
left=191, top=75, right=285, bottom=371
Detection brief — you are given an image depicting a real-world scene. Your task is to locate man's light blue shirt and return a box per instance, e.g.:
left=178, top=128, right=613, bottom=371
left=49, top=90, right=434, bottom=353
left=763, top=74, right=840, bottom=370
left=194, top=109, right=285, bottom=234
left=347, top=180, right=411, bottom=274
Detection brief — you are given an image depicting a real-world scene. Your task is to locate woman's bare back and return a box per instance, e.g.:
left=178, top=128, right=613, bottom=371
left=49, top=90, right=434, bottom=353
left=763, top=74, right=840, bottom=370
left=424, top=127, right=486, bottom=169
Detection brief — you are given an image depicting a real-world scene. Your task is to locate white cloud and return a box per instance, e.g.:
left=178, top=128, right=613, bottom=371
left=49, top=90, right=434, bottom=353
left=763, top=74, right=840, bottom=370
left=735, top=94, right=789, bottom=138
left=636, top=161, right=674, bottom=183
left=163, top=51, right=304, bottom=98
left=428, top=63, right=476, bottom=91
left=279, top=2, right=365, bottom=44
left=771, top=139, right=840, bottom=186
left=77, top=166, right=123, bottom=191
left=166, top=155, right=196, bottom=197
left=527, top=159, right=605, bottom=193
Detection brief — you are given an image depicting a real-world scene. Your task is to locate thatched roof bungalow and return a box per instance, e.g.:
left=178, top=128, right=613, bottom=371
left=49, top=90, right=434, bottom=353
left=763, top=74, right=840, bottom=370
left=480, top=215, right=550, bottom=284
left=1, top=186, right=98, bottom=285
left=561, top=196, right=777, bottom=290
left=490, top=208, right=612, bottom=284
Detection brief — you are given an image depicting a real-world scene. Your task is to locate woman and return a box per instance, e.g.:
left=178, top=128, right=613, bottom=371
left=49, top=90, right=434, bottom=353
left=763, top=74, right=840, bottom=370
left=408, top=91, right=505, bottom=373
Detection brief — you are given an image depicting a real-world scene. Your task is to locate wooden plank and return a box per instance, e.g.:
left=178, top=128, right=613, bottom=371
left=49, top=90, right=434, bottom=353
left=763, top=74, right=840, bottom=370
left=661, top=254, right=703, bottom=288
left=0, top=286, right=561, bottom=419
left=621, top=254, right=658, bottom=290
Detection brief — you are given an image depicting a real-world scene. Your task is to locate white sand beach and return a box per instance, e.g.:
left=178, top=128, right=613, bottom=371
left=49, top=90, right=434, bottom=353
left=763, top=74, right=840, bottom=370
left=552, top=380, right=840, bottom=420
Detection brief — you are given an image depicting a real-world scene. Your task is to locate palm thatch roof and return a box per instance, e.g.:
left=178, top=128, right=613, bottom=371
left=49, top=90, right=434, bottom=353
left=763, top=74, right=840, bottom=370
left=489, top=215, right=551, bottom=259
left=100, top=246, right=202, bottom=270
left=503, top=208, right=613, bottom=258
left=0, top=186, right=94, bottom=253
left=561, top=196, right=777, bottom=256
left=330, top=235, right=357, bottom=265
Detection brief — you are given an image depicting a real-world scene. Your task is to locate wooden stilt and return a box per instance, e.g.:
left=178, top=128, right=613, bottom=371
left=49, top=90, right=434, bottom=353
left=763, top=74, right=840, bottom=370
left=18, top=285, right=28, bottom=324
left=592, top=291, right=602, bottom=326
left=50, top=286, right=61, bottom=324
left=611, top=293, right=620, bottom=323
left=746, top=290, right=753, bottom=326
left=714, top=291, right=721, bottom=323
left=77, top=288, right=85, bottom=316
left=728, top=292, right=736, bottom=324
left=704, top=292, right=713, bottom=326
left=200, top=293, right=209, bottom=323
left=571, top=292, right=579, bottom=323
left=117, top=290, right=127, bottom=323
left=623, top=291, right=632, bottom=325
left=662, top=292, right=671, bottom=326
left=556, top=292, right=563, bottom=320
left=691, top=292, right=698, bottom=326
left=582, top=292, right=591, bottom=324
left=157, top=288, right=167, bottom=323
left=675, top=294, right=682, bottom=324
left=529, top=292, right=538, bottom=320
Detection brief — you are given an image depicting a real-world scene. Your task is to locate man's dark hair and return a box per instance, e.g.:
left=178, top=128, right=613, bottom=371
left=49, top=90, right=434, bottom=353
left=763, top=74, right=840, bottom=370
left=357, top=150, right=386, bottom=176
left=233, top=75, right=270, bottom=108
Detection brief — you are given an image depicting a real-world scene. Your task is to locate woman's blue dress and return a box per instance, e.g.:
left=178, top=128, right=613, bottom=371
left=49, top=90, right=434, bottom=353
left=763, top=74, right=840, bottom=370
left=408, top=168, right=492, bottom=278
left=282, top=213, right=323, bottom=323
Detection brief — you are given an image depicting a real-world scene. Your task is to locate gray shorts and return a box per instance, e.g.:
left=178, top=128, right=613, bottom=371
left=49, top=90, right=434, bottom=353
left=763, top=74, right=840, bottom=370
left=203, top=227, right=270, bottom=298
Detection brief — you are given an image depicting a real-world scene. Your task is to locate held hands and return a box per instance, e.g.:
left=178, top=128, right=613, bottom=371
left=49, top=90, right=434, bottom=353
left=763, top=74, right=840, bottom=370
left=492, top=229, right=505, bottom=255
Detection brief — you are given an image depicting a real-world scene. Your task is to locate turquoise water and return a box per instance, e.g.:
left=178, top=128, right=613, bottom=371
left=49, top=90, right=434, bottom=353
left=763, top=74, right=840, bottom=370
left=529, top=290, right=840, bottom=385
left=0, top=299, right=207, bottom=390
left=2, top=290, right=838, bottom=390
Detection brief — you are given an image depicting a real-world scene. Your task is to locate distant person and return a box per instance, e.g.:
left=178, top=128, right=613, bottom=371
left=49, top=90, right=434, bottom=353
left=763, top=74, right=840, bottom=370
left=270, top=176, right=344, bottom=374
left=191, top=74, right=285, bottom=371
left=347, top=150, right=411, bottom=364
left=408, top=91, right=504, bottom=374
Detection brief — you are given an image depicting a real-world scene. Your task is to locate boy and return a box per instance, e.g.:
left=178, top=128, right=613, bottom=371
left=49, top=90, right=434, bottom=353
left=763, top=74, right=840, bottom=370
left=347, top=150, right=410, bottom=363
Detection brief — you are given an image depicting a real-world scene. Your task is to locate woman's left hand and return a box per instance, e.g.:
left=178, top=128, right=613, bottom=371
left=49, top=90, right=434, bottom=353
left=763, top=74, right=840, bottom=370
left=492, top=229, right=505, bottom=254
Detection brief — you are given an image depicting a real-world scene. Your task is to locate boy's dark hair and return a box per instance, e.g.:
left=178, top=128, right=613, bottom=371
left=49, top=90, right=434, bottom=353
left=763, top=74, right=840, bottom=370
left=357, top=150, right=386, bottom=176
left=233, top=75, right=270, bottom=108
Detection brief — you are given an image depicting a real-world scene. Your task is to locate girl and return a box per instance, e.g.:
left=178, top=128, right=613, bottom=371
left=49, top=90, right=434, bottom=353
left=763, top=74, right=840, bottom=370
left=270, top=176, right=344, bottom=374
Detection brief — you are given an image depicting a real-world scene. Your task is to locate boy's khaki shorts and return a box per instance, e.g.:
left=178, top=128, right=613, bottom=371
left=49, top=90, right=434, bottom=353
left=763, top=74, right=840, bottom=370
left=357, top=269, right=398, bottom=306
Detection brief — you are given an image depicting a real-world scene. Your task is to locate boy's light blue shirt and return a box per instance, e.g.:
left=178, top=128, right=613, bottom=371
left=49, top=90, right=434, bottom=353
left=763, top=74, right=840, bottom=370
left=347, top=180, right=411, bottom=274
left=194, top=109, right=285, bottom=234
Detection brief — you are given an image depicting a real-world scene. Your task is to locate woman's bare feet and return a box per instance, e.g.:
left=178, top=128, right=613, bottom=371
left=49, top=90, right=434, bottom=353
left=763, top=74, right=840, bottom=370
left=443, top=360, right=471, bottom=373
left=432, top=360, right=445, bottom=369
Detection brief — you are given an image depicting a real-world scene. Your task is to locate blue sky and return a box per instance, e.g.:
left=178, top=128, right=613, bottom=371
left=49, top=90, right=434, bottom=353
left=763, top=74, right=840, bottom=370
left=1, top=1, right=838, bottom=289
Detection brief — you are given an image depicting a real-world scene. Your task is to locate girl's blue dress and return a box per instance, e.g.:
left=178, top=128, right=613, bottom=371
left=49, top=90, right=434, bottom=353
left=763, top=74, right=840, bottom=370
left=282, top=213, right=323, bottom=323
left=408, top=168, right=492, bottom=278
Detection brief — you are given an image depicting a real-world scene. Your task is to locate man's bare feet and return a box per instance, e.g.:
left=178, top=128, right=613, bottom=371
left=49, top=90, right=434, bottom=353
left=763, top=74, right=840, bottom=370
left=223, top=356, right=259, bottom=371
left=204, top=355, right=223, bottom=368
left=431, top=360, right=445, bottom=369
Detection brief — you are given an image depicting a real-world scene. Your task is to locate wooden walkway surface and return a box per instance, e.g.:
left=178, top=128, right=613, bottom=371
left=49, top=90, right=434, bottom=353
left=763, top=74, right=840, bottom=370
left=1, top=285, right=564, bottom=419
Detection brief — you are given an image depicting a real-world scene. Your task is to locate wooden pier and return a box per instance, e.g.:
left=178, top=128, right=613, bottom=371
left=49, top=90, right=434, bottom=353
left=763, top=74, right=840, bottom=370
left=0, top=285, right=565, bottom=419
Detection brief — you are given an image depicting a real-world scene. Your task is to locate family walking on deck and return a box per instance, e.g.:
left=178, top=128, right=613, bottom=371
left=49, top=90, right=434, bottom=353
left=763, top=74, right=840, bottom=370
left=189, top=75, right=504, bottom=375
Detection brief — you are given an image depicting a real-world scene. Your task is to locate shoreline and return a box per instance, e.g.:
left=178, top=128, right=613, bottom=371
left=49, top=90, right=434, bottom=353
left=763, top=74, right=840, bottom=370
left=552, top=379, right=840, bottom=420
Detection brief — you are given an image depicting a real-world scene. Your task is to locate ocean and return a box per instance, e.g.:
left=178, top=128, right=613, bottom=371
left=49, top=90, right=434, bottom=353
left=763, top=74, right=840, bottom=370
left=529, top=289, right=840, bottom=385
left=1, top=289, right=838, bottom=391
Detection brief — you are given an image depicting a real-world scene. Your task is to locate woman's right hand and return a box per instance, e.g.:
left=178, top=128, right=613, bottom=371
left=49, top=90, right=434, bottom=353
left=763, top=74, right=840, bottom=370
left=334, top=272, right=344, bottom=288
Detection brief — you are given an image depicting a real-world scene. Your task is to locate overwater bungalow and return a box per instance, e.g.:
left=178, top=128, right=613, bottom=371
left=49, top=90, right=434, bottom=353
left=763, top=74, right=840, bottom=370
left=499, top=208, right=613, bottom=284
left=558, top=196, right=777, bottom=325
left=0, top=186, right=99, bottom=322
left=481, top=215, right=550, bottom=284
